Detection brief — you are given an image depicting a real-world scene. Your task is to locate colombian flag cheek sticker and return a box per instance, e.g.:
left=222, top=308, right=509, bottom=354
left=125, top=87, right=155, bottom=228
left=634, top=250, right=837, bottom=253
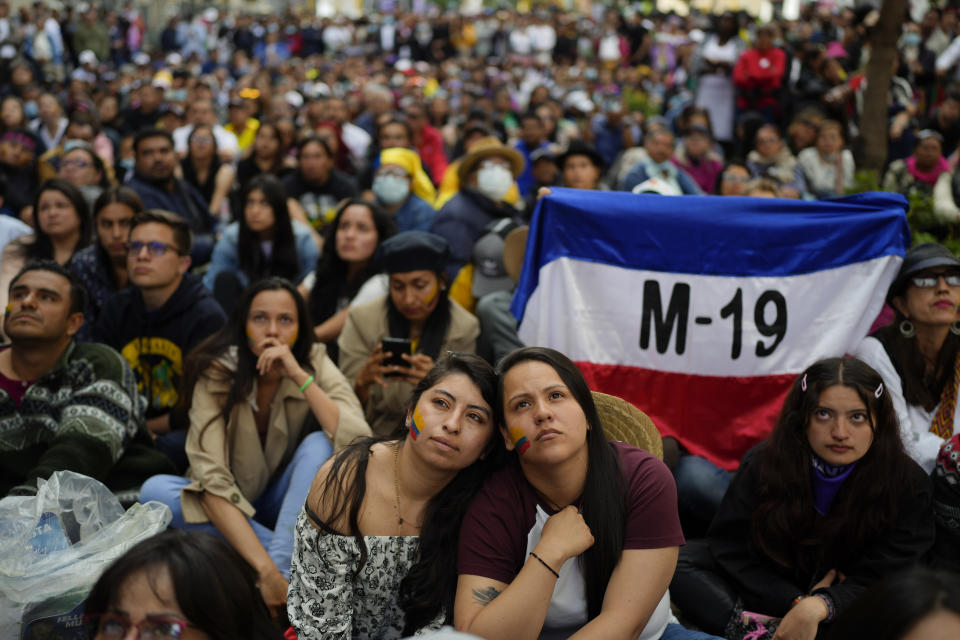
left=409, top=406, right=425, bottom=440
left=509, top=427, right=530, bottom=455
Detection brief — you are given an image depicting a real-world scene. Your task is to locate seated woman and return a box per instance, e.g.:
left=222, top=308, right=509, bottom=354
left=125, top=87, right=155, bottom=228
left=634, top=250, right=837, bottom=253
left=746, top=124, right=807, bottom=199
left=797, top=120, right=854, bottom=199
left=288, top=353, right=503, bottom=639
left=68, top=185, right=143, bottom=342
left=57, top=142, right=111, bottom=210
left=854, top=242, right=960, bottom=472
left=339, top=231, right=479, bottom=436
left=455, top=347, right=714, bottom=640
left=139, top=278, right=370, bottom=615
left=300, top=199, right=397, bottom=360
left=0, top=179, right=91, bottom=333
left=670, top=357, right=934, bottom=639
left=236, top=120, right=294, bottom=185
left=204, top=174, right=318, bottom=313
left=882, top=130, right=950, bottom=199
left=84, top=529, right=283, bottom=638
left=672, top=126, right=724, bottom=195
left=180, top=124, right=235, bottom=219
left=372, top=147, right=437, bottom=232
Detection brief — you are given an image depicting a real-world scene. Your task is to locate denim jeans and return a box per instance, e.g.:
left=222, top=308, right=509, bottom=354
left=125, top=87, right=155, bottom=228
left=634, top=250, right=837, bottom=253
left=661, top=622, right=724, bottom=640
left=674, top=454, right=732, bottom=531
left=139, top=430, right=332, bottom=578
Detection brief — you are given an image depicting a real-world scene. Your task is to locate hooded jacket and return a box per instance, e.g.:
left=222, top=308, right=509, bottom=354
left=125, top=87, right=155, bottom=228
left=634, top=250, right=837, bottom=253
left=93, top=273, right=226, bottom=423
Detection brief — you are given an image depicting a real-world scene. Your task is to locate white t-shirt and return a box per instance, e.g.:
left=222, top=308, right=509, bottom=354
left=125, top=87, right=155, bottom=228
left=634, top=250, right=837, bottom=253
left=853, top=336, right=955, bottom=473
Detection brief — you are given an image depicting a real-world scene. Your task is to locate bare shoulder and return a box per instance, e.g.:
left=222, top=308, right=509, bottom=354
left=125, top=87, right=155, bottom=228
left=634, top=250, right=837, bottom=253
left=305, top=441, right=392, bottom=532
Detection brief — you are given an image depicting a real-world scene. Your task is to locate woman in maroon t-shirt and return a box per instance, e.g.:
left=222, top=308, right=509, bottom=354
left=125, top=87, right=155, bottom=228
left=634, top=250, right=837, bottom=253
left=454, top=346, right=698, bottom=640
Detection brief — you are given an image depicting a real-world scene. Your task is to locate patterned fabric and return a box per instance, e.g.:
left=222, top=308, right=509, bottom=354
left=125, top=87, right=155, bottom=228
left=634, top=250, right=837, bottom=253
left=287, top=510, right=443, bottom=639
left=0, top=341, right=148, bottom=496
left=929, top=353, right=960, bottom=440
left=68, top=244, right=121, bottom=343
left=933, top=435, right=960, bottom=569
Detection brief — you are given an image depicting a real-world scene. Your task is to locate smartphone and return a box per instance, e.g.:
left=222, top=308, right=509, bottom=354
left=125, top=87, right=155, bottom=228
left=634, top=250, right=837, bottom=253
left=381, top=337, right=413, bottom=376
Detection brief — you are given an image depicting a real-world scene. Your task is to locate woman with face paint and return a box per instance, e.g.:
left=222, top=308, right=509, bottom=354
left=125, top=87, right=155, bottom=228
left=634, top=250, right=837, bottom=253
left=455, top=347, right=718, bottom=640
left=338, top=231, right=480, bottom=436
left=288, top=352, right=504, bottom=639
left=139, top=278, right=371, bottom=620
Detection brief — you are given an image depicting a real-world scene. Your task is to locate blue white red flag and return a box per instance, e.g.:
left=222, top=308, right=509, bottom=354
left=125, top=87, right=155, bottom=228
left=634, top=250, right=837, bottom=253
left=512, top=189, right=910, bottom=469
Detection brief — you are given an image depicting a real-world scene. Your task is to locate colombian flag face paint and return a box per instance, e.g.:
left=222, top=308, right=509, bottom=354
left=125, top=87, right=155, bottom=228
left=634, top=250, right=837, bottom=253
left=509, top=427, right=530, bottom=455
left=409, top=406, right=425, bottom=440
left=423, top=282, right=438, bottom=307
left=4, top=304, right=10, bottom=317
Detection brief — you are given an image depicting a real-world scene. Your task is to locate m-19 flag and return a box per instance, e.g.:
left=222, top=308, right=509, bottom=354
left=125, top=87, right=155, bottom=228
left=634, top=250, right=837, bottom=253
left=512, top=189, right=910, bottom=470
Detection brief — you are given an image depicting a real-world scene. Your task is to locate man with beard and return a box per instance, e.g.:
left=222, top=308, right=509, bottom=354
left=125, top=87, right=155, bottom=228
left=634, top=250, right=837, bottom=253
left=125, top=129, right=217, bottom=264
left=0, top=260, right=172, bottom=498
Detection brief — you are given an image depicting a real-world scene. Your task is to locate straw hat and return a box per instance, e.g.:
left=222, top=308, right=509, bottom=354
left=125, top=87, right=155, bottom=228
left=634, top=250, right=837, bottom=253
left=592, top=391, right=663, bottom=460
left=503, top=225, right=529, bottom=283
left=457, top=136, right=525, bottom=182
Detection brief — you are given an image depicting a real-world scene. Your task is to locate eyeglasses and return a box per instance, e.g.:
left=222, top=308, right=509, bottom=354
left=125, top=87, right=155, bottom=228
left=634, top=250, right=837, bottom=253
left=722, top=174, right=750, bottom=183
left=125, top=241, right=180, bottom=257
left=84, top=613, right=196, bottom=640
left=62, top=158, right=93, bottom=169
left=910, top=273, right=960, bottom=288
left=191, top=135, right=214, bottom=144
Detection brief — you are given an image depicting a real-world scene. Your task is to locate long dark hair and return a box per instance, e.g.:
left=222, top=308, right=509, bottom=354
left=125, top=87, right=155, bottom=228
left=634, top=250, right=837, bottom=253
left=826, top=567, right=960, bottom=640
left=386, top=272, right=452, bottom=360
left=752, top=357, right=914, bottom=574
left=84, top=530, right=283, bottom=640
left=177, top=278, right=315, bottom=435
left=496, top=346, right=626, bottom=621
left=181, top=124, right=221, bottom=185
left=28, top=179, right=91, bottom=262
left=311, top=353, right=504, bottom=635
left=252, top=120, right=286, bottom=172
left=237, top=174, right=300, bottom=282
left=873, top=312, right=960, bottom=412
left=308, top=198, right=397, bottom=325
left=91, top=185, right=144, bottom=287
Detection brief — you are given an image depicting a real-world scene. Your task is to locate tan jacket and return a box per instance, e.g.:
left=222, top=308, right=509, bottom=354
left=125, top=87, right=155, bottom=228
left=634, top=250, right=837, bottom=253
left=338, top=295, right=479, bottom=436
left=180, top=343, right=370, bottom=523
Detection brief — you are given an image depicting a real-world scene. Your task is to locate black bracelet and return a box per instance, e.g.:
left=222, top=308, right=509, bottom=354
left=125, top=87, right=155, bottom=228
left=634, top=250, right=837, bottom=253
left=529, top=551, right=560, bottom=579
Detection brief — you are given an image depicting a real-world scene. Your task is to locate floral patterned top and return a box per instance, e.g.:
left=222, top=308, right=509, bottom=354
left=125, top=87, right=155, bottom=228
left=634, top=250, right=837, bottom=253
left=287, top=508, right=443, bottom=639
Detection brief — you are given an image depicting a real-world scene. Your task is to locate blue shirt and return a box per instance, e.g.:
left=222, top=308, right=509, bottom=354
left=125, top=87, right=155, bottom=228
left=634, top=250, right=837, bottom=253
left=203, top=220, right=319, bottom=291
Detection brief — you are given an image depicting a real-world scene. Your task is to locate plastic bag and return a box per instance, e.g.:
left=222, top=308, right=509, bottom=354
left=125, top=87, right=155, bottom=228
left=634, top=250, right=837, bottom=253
left=0, top=471, right=171, bottom=639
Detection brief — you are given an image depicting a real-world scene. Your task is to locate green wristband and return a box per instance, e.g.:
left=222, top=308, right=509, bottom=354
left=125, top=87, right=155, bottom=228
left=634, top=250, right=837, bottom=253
left=298, top=375, right=315, bottom=393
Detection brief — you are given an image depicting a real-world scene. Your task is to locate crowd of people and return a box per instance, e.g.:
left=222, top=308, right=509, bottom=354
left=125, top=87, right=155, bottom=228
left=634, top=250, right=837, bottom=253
left=5, top=1, right=960, bottom=639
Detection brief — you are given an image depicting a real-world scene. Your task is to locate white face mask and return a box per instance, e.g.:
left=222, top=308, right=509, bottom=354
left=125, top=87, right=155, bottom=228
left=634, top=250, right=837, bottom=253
left=476, top=163, right=513, bottom=202
left=372, top=174, right=410, bottom=205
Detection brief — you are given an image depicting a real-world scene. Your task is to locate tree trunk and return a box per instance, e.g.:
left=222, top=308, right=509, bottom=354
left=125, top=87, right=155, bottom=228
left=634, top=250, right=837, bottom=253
left=857, top=0, right=908, bottom=174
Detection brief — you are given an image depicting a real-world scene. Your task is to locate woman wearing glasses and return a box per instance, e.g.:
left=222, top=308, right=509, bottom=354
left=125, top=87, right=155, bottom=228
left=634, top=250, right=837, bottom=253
left=84, top=530, right=284, bottom=640
left=139, top=278, right=369, bottom=619
left=854, top=242, right=960, bottom=473
left=57, top=143, right=111, bottom=210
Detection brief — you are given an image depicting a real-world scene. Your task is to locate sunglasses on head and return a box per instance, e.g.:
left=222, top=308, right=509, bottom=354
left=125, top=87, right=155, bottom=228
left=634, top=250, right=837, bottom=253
left=910, top=273, right=960, bottom=288
left=84, top=613, right=195, bottom=640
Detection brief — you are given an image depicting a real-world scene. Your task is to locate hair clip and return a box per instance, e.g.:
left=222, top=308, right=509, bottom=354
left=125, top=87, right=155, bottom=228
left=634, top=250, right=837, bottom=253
left=801, top=373, right=807, bottom=392
left=875, top=382, right=884, bottom=399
